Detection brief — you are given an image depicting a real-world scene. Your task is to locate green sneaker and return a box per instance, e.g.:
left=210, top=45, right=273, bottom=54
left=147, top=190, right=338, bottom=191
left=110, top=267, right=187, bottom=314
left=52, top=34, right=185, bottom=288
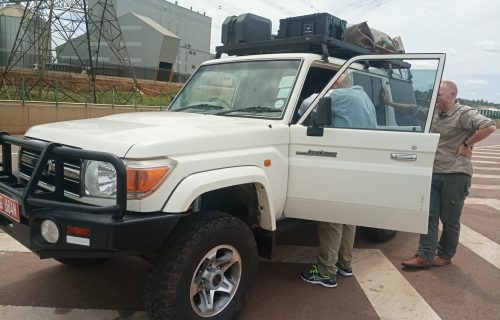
left=299, top=265, right=337, bottom=288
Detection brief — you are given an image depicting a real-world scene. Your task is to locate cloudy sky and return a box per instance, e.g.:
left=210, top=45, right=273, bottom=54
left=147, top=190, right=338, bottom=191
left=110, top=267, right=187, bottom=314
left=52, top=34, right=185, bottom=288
left=177, top=0, right=500, bottom=103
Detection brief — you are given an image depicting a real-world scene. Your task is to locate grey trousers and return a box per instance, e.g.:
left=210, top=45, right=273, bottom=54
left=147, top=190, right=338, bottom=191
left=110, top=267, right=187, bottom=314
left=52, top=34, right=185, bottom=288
left=417, top=173, right=471, bottom=262
left=317, top=222, right=356, bottom=276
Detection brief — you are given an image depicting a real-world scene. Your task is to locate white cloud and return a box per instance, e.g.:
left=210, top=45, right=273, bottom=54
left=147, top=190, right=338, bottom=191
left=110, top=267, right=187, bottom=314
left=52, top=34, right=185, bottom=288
left=474, top=40, right=499, bottom=52
left=461, top=79, right=489, bottom=85
left=178, top=0, right=500, bottom=102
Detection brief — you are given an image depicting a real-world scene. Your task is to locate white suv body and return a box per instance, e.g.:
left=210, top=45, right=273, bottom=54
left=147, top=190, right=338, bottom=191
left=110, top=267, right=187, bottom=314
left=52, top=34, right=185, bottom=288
left=0, top=51, right=445, bottom=319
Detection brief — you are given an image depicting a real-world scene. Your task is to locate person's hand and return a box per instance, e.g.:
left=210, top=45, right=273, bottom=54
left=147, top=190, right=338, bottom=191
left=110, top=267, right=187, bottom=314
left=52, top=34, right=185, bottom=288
left=380, top=88, right=390, bottom=104
left=457, top=144, right=472, bottom=159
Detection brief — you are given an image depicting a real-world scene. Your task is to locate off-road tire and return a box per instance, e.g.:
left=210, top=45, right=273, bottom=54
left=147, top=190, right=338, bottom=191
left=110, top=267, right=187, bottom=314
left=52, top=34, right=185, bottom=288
left=360, top=227, right=397, bottom=242
left=144, top=210, right=258, bottom=320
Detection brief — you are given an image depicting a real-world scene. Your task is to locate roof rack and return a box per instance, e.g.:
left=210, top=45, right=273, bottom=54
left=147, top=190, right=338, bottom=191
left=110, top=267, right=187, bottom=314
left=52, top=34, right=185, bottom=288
left=215, top=35, right=373, bottom=61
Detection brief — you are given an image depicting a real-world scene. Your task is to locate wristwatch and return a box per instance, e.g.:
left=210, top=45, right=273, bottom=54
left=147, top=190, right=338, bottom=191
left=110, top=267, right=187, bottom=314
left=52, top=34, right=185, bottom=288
left=463, top=141, right=471, bottom=148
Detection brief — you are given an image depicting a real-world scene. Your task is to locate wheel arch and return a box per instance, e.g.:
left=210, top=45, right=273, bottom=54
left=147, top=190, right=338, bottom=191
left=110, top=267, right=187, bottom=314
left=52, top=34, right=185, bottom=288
left=162, top=166, right=276, bottom=230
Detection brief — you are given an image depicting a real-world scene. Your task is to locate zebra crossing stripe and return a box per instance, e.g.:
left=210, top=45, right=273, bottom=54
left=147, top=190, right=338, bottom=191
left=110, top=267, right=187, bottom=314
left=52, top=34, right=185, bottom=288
left=471, top=184, right=500, bottom=190
left=459, top=224, right=500, bottom=270
left=473, top=155, right=500, bottom=160
left=474, top=166, right=500, bottom=171
left=473, top=152, right=500, bottom=156
left=0, top=233, right=30, bottom=252
left=475, top=147, right=500, bottom=151
left=0, top=305, right=147, bottom=320
left=465, top=198, right=500, bottom=211
left=353, top=249, right=441, bottom=320
left=472, top=160, right=500, bottom=164
left=270, top=246, right=440, bottom=320
left=473, top=174, right=500, bottom=179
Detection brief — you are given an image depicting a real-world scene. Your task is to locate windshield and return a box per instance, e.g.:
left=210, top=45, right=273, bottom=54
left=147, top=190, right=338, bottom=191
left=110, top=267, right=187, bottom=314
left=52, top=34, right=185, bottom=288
left=169, top=60, right=302, bottom=119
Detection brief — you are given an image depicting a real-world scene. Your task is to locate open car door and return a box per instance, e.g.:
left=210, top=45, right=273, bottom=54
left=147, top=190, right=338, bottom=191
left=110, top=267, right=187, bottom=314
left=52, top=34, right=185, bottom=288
left=285, top=53, right=445, bottom=233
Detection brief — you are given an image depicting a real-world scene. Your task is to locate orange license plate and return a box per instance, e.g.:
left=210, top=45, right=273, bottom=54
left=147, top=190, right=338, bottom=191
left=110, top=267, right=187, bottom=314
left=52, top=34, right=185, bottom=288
left=0, top=192, right=20, bottom=223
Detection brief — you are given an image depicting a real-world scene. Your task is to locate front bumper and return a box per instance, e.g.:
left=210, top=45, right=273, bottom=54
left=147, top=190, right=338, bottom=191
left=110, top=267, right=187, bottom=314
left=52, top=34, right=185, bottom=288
left=0, top=132, right=181, bottom=259
left=0, top=208, right=181, bottom=259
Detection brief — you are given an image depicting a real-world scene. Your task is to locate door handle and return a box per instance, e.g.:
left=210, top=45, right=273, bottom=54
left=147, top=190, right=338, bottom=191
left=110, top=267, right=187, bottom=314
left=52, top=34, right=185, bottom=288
left=390, top=153, right=417, bottom=161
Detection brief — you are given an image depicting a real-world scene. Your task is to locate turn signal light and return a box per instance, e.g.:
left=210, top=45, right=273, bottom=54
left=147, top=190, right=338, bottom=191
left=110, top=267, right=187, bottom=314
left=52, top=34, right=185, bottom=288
left=127, top=166, right=170, bottom=193
left=67, top=225, right=91, bottom=238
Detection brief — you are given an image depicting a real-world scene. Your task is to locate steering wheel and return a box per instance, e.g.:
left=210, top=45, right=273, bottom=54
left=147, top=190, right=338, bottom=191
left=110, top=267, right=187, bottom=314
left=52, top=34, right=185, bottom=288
left=209, top=97, right=230, bottom=109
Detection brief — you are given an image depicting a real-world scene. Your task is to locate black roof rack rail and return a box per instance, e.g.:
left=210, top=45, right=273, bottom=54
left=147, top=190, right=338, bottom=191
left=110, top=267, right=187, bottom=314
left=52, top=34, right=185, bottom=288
left=215, top=35, right=412, bottom=69
left=215, top=35, right=374, bottom=61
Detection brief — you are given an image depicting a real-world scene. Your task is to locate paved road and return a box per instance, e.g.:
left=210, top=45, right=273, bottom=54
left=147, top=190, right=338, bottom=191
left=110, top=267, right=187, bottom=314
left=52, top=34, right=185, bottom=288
left=1, top=132, right=499, bottom=320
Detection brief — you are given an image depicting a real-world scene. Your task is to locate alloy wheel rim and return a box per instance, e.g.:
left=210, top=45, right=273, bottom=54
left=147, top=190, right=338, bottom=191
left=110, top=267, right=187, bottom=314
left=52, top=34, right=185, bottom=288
left=190, top=244, right=242, bottom=317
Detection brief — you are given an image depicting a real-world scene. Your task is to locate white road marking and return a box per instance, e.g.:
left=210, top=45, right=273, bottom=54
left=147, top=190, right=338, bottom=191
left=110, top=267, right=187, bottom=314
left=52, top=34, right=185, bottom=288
left=472, top=160, right=500, bottom=164
left=471, top=184, right=500, bottom=190
left=473, top=152, right=500, bottom=156
left=354, top=249, right=441, bottom=320
left=459, top=224, right=500, bottom=270
left=473, top=155, right=500, bottom=160
left=0, top=306, right=148, bottom=320
left=474, top=166, right=500, bottom=171
left=473, top=174, right=500, bottom=179
left=465, top=198, right=500, bottom=211
left=475, top=146, right=500, bottom=150
left=0, top=232, right=30, bottom=252
left=271, top=246, right=441, bottom=320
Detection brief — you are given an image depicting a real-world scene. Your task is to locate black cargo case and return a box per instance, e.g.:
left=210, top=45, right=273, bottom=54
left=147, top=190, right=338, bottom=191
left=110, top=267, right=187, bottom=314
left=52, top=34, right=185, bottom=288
left=277, top=13, right=347, bottom=41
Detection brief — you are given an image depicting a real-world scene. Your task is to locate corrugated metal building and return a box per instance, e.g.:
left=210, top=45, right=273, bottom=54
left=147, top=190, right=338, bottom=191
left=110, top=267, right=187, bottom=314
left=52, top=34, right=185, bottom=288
left=57, top=0, right=213, bottom=81
left=0, top=4, right=41, bottom=68
left=57, top=12, right=182, bottom=81
left=113, top=0, right=213, bottom=80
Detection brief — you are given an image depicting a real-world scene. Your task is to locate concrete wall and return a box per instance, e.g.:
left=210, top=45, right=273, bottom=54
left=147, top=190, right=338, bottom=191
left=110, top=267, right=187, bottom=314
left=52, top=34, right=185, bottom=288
left=2, top=101, right=498, bottom=135
left=0, top=101, right=162, bottom=134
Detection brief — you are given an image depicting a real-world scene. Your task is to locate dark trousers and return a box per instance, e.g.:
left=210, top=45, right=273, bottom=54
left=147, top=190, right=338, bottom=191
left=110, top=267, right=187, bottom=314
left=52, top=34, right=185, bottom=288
left=417, top=173, right=471, bottom=261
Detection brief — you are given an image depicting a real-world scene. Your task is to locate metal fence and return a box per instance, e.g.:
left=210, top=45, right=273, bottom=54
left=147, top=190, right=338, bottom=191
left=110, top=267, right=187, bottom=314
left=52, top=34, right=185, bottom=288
left=479, top=109, right=500, bottom=119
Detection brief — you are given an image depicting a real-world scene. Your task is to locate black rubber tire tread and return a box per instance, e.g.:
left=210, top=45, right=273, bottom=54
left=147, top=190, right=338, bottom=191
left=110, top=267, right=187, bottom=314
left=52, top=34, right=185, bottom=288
left=54, top=257, right=107, bottom=267
left=360, top=227, right=397, bottom=242
left=145, top=210, right=258, bottom=320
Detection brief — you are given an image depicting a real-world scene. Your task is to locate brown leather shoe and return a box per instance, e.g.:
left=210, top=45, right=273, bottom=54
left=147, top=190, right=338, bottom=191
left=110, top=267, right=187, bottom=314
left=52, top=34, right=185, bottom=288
left=401, top=255, right=431, bottom=268
left=432, top=256, right=451, bottom=267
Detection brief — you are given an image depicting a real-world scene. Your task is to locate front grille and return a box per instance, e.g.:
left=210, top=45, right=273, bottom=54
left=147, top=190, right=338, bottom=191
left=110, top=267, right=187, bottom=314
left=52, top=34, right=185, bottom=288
left=19, top=148, right=82, bottom=196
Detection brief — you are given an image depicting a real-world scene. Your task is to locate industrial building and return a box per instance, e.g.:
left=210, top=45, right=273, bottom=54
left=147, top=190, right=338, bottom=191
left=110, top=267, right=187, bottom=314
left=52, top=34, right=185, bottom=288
left=1, top=0, right=213, bottom=82
left=56, top=12, right=182, bottom=81
left=0, top=4, right=41, bottom=69
left=112, top=0, right=213, bottom=80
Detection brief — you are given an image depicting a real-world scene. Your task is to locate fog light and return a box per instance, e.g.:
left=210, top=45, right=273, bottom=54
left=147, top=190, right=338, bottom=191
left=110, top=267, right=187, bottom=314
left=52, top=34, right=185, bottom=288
left=41, top=220, right=59, bottom=244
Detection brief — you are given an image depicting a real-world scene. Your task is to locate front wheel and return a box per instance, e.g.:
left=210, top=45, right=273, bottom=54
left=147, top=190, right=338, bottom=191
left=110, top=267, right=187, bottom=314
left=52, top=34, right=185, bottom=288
left=145, top=211, right=258, bottom=320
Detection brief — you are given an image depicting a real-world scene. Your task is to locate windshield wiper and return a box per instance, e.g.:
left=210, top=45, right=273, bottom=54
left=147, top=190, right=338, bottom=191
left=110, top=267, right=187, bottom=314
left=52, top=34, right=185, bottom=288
left=215, top=106, right=282, bottom=115
left=172, top=103, right=224, bottom=112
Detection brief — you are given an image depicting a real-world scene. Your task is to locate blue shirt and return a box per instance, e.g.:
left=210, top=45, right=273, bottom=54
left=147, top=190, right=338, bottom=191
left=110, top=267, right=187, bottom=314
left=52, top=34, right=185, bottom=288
left=330, top=85, right=377, bottom=129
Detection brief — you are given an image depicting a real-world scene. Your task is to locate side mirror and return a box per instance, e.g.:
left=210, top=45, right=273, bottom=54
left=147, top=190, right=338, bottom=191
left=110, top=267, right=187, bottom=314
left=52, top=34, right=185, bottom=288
left=307, top=96, right=332, bottom=136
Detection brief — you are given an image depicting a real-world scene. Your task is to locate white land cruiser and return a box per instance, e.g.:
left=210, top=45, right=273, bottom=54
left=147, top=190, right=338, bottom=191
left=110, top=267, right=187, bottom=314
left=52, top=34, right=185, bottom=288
left=0, top=35, right=445, bottom=319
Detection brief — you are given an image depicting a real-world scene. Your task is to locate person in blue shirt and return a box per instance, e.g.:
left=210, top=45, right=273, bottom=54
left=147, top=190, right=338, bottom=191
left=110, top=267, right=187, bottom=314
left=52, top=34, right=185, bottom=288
left=298, top=73, right=377, bottom=129
left=299, top=73, right=377, bottom=288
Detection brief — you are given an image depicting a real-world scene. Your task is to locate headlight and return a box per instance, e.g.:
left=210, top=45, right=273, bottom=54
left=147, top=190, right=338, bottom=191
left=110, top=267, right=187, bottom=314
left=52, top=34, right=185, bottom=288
left=82, top=158, right=176, bottom=199
left=83, top=161, right=118, bottom=197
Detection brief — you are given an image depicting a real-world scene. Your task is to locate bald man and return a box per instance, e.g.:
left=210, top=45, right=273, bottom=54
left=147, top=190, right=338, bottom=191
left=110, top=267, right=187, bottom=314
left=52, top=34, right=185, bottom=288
left=402, top=81, right=496, bottom=268
left=298, top=73, right=377, bottom=129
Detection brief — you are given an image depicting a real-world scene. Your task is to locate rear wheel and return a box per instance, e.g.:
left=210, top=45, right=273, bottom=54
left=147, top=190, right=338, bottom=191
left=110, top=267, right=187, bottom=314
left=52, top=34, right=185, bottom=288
left=145, top=211, right=258, bottom=320
left=360, top=227, right=397, bottom=242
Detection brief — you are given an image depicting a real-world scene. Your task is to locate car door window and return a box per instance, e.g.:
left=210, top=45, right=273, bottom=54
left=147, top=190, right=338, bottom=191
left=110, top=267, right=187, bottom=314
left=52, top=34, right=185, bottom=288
left=304, top=57, right=443, bottom=133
